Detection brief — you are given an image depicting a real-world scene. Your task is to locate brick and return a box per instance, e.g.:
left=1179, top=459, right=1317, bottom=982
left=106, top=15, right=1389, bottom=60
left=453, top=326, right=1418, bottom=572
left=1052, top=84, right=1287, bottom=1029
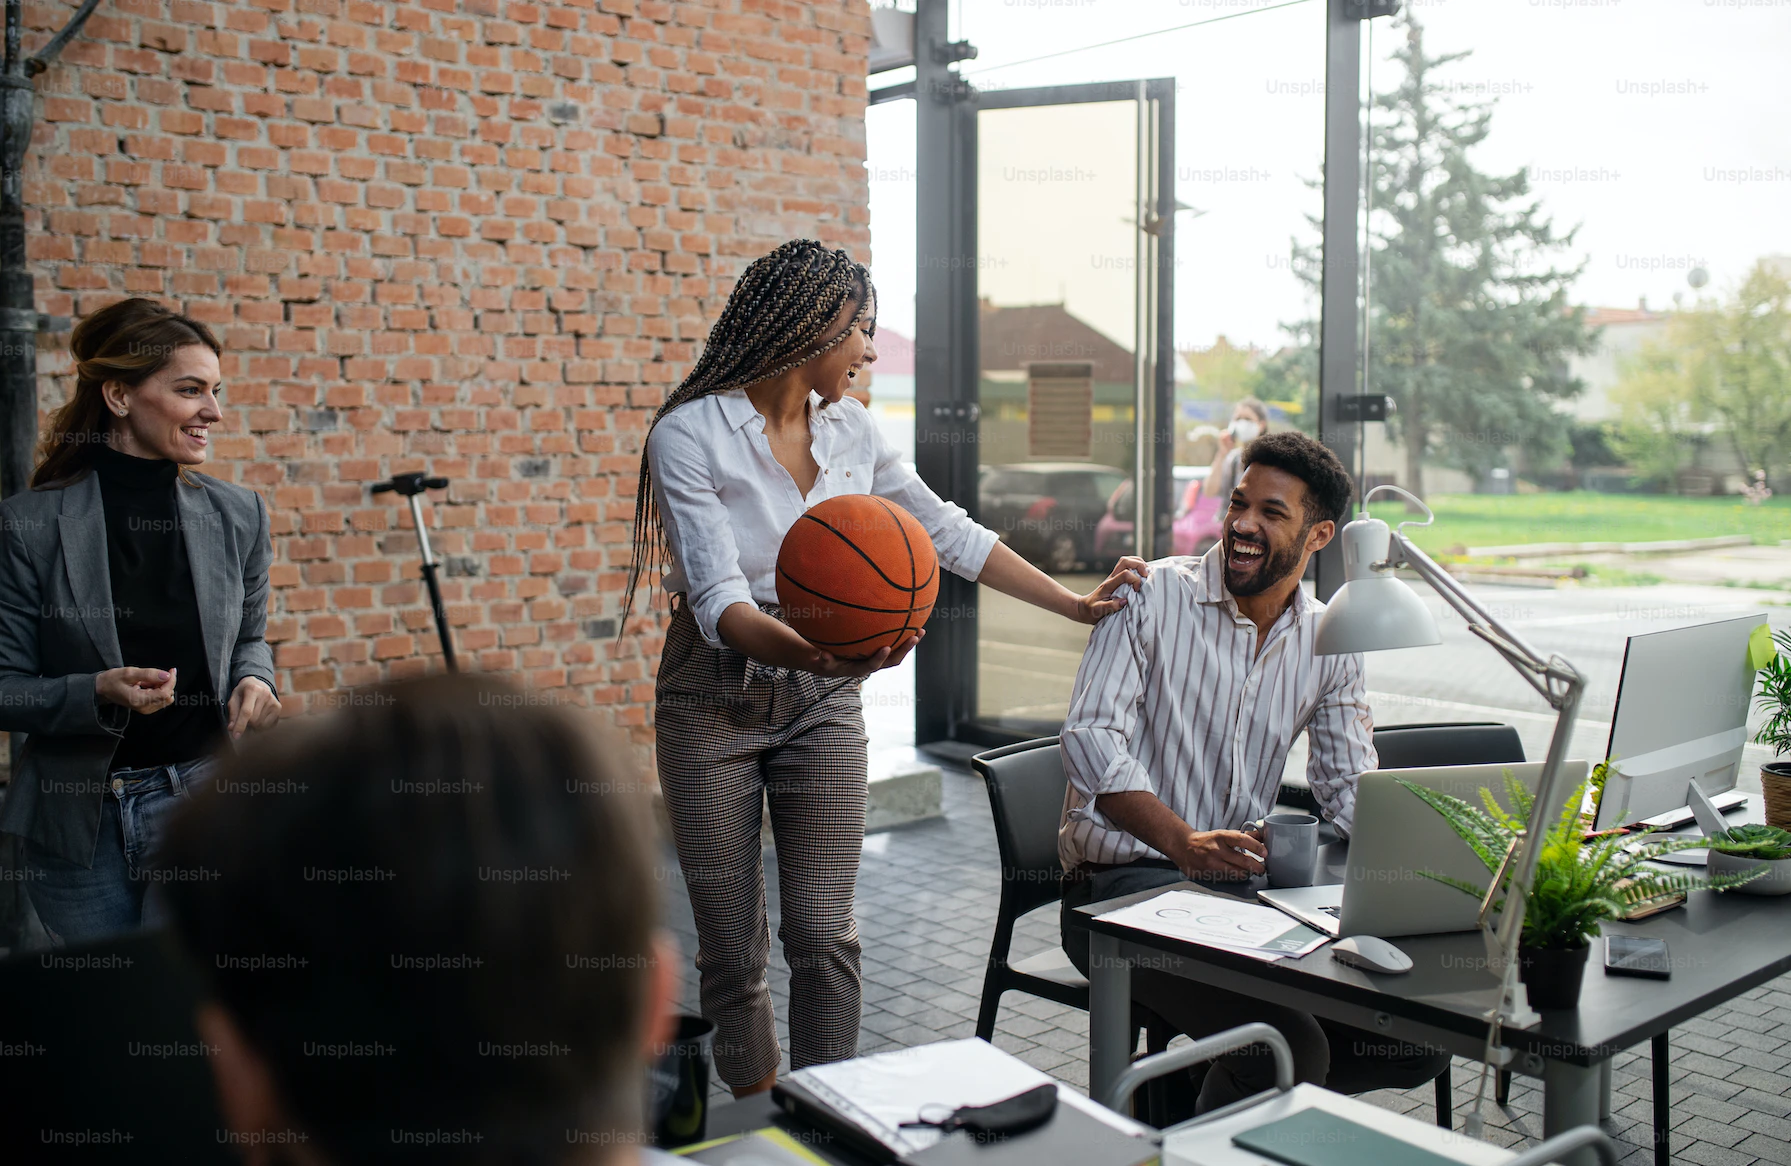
left=23, top=0, right=872, bottom=759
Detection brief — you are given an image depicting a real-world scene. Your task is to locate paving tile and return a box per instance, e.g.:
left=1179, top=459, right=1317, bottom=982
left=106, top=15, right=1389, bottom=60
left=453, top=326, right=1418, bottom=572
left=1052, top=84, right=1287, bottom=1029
left=1739, top=1109, right=1791, bottom=1142
left=1737, top=1132, right=1791, bottom=1166
left=1679, top=1115, right=1755, bottom=1148
left=1731, top=1088, right=1791, bottom=1118
left=995, top=1013, right=1062, bottom=1040
left=1680, top=1140, right=1763, bottom=1166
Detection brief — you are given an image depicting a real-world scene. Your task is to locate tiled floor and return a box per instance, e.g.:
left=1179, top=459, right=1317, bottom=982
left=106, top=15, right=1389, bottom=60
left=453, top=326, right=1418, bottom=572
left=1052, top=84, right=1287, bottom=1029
left=660, top=758, right=1791, bottom=1165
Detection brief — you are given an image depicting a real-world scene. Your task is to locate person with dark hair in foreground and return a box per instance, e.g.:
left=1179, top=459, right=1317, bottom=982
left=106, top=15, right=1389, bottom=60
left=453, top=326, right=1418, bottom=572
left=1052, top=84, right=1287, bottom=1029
left=160, top=675, right=682, bottom=1164
left=1058, top=431, right=1449, bottom=1113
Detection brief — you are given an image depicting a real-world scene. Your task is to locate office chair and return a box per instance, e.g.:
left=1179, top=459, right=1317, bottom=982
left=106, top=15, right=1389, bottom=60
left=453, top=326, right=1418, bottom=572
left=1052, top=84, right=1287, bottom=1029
left=970, top=738, right=1173, bottom=1114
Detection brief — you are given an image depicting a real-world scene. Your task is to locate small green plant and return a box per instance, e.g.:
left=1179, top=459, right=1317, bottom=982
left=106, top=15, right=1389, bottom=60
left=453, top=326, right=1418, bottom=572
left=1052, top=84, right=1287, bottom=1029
left=1398, top=770, right=1762, bottom=951
left=1708, top=824, right=1791, bottom=861
left=1755, top=627, right=1791, bottom=756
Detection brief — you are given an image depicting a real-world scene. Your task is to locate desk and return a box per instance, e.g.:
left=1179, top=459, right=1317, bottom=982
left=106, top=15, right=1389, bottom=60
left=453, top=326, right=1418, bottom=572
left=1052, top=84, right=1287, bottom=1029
left=1080, top=849, right=1791, bottom=1164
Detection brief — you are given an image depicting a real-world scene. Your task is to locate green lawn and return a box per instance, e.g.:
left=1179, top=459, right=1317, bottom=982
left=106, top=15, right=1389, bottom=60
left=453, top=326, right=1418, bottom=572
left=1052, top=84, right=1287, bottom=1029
left=1393, top=492, right=1791, bottom=556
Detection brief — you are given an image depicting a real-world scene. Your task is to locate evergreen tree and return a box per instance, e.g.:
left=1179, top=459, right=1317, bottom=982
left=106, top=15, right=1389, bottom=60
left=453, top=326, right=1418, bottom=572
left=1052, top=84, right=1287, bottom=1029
left=1275, top=13, right=1597, bottom=496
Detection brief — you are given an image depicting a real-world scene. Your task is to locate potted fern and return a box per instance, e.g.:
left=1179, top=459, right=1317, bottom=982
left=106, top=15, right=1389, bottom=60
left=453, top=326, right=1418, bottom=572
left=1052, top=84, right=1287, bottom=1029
left=1708, top=824, right=1791, bottom=895
left=1398, top=772, right=1762, bottom=1009
left=1755, top=627, right=1791, bottom=828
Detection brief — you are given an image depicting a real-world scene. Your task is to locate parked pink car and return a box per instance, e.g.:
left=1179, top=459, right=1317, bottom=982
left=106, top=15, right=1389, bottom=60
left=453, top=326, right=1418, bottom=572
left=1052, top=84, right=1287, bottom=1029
left=1093, top=467, right=1222, bottom=562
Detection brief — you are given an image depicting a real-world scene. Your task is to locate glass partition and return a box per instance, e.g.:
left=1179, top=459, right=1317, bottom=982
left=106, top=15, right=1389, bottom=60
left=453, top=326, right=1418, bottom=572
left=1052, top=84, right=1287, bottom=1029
left=971, top=96, right=1153, bottom=736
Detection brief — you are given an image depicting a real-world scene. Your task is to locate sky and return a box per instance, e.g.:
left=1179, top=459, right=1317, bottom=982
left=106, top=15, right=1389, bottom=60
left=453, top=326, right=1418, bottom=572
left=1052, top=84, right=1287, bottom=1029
left=865, top=0, right=1791, bottom=352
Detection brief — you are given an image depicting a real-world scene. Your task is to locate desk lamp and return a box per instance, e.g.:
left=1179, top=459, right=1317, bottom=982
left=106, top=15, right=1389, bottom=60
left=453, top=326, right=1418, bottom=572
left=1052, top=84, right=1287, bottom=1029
left=1313, top=485, right=1585, bottom=1031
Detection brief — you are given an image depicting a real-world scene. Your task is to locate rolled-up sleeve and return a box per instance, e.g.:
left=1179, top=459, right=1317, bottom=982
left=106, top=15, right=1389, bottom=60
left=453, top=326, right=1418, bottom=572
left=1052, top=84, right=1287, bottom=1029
left=648, top=419, right=755, bottom=646
left=1059, top=581, right=1156, bottom=831
left=867, top=423, right=998, bottom=582
left=1303, top=652, right=1376, bottom=837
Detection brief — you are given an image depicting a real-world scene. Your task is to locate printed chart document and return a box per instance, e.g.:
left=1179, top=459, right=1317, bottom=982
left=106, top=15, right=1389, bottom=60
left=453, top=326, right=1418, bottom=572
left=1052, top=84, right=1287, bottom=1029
left=1097, top=889, right=1330, bottom=960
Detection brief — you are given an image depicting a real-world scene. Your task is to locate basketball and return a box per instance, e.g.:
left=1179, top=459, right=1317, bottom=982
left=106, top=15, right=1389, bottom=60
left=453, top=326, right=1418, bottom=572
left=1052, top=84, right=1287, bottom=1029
left=776, top=495, right=939, bottom=660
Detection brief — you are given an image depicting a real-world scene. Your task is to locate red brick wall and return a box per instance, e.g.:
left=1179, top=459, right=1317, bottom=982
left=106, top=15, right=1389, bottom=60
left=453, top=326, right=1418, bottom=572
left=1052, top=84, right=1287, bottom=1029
left=24, top=0, right=873, bottom=749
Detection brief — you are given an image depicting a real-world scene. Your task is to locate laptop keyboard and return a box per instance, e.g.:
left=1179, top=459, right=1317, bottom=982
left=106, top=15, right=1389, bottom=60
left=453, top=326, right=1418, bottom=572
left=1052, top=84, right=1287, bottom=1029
left=1320, top=905, right=1341, bottom=918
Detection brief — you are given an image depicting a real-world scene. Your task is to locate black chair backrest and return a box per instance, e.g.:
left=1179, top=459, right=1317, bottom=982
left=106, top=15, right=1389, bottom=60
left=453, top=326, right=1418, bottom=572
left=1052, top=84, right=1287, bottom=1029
left=973, top=737, right=1072, bottom=919
left=1373, top=722, right=1526, bottom=770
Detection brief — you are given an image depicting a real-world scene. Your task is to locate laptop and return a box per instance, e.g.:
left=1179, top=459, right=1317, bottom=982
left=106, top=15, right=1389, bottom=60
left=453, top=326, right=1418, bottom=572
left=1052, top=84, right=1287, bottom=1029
left=1259, top=760, right=1587, bottom=940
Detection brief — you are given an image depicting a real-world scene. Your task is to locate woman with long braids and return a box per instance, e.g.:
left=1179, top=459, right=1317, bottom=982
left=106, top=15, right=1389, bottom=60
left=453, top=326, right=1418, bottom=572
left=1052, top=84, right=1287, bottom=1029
left=623, top=239, right=1149, bottom=1096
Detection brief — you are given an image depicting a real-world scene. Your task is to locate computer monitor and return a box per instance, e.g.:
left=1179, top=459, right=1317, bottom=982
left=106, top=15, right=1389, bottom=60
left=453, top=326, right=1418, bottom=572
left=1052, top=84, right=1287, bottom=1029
left=1594, top=613, right=1766, bottom=832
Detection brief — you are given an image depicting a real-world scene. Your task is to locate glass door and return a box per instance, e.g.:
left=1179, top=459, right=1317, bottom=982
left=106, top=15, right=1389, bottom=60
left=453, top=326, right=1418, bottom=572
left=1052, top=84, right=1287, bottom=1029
left=923, top=79, right=1174, bottom=747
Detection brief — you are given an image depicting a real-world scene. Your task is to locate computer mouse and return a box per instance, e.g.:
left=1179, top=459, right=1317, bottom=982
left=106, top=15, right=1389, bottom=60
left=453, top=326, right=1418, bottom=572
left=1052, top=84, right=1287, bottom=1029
left=1331, top=935, right=1413, bottom=975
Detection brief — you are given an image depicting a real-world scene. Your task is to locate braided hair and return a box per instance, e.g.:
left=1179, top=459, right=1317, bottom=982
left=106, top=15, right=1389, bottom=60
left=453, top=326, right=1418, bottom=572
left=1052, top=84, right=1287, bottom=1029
left=620, top=239, right=877, bottom=633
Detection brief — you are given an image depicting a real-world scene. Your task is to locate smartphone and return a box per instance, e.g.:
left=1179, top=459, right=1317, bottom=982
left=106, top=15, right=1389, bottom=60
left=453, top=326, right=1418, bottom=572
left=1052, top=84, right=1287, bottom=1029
left=1604, top=935, right=1671, bottom=979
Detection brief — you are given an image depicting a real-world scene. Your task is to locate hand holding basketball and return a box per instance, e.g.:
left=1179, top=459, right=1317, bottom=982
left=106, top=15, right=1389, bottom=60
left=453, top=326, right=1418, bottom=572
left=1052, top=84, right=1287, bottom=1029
left=806, top=629, right=925, bottom=678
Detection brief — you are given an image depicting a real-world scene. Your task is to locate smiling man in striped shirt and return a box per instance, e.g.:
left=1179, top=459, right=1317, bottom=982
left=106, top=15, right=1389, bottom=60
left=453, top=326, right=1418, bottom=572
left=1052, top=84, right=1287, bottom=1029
left=1057, top=430, right=1448, bottom=1115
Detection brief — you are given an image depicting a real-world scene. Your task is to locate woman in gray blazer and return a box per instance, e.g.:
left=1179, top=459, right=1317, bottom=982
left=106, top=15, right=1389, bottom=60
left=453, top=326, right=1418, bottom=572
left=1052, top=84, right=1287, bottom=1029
left=0, top=298, right=281, bottom=944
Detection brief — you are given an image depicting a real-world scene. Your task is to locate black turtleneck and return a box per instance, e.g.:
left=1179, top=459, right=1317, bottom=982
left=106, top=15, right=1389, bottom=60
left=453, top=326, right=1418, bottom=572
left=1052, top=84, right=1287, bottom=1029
left=93, top=446, right=222, bottom=770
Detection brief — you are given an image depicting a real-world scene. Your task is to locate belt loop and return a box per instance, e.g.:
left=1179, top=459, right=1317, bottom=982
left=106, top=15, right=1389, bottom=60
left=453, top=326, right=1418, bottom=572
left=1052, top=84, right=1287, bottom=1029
left=166, top=763, right=183, bottom=796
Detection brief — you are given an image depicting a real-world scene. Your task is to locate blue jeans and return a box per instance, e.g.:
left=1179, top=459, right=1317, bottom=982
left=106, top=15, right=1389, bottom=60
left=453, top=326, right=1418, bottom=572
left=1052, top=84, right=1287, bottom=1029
left=23, top=756, right=217, bottom=946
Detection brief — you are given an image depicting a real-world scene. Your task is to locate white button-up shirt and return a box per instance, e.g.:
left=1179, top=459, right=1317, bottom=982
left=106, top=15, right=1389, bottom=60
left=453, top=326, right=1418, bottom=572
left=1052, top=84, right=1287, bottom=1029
left=649, top=389, right=1001, bottom=645
left=1057, top=548, right=1376, bottom=870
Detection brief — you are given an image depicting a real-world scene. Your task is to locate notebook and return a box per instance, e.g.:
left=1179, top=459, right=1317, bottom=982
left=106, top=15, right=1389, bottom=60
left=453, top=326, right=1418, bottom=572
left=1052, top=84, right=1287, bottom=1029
left=1231, top=1108, right=1458, bottom=1166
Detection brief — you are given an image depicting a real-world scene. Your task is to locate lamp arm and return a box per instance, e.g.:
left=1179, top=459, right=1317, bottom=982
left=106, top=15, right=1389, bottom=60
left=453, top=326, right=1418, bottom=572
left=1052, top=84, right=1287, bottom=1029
left=1383, top=531, right=1556, bottom=679
left=1385, top=528, right=1587, bottom=1027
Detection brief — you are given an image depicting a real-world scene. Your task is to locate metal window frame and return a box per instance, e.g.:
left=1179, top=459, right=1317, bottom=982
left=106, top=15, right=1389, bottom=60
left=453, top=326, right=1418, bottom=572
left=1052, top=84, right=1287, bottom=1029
left=914, top=63, right=1175, bottom=749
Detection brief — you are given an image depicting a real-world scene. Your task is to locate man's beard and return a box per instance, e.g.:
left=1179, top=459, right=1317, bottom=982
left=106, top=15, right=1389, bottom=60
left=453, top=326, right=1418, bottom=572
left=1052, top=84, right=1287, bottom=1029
left=1223, top=527, right=1307, bottom=597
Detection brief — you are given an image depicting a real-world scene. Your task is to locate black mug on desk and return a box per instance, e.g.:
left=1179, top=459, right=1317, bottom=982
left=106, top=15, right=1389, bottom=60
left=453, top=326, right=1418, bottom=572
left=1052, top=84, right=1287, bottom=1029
left=1264, top=813, right=1320, bottom=888
left=648, top=1014, right=715, bottom=1148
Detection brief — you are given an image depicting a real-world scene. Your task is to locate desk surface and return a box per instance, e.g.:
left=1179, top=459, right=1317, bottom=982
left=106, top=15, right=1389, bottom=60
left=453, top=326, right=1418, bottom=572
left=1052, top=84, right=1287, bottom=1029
left=1079, top=872, right=1791, bottom=1066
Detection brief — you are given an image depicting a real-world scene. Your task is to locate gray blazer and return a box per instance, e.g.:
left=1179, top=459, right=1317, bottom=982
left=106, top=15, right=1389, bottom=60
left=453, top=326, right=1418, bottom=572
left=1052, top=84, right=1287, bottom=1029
left=0, top=469, right=276, bottom=864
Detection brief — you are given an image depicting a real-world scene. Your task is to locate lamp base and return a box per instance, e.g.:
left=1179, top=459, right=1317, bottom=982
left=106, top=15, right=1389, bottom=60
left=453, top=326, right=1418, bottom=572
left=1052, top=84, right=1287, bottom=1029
left=1483, top=928, right=1543, bottom=1029
left=1499, top=982, right=1543, bottom=1030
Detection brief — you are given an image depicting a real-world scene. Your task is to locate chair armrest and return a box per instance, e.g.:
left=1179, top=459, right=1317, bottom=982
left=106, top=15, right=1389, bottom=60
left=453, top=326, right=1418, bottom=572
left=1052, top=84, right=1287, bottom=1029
left=1098, top=1021, right=1294, bottom=1114
left=1504, top=1127, right=1618, bottom=1166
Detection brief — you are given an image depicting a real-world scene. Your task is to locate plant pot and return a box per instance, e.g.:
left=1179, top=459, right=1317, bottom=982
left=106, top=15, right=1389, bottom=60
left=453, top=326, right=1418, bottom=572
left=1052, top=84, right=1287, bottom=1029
left=1518, top=943, right=1591, bottom=1010
left=1762, top=762, right=1791, bottom=830
left=1708, top=848, right=1791, bottom=895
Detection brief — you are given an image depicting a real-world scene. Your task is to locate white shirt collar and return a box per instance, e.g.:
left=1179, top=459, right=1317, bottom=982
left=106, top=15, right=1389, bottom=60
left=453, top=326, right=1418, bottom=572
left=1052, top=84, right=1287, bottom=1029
left=713, top=388, right=843, bottom=433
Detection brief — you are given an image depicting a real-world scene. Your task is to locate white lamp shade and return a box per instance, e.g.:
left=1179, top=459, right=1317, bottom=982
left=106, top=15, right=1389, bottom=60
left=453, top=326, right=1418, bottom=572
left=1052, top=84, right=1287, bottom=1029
left=1313, top=517, right=1442, bottom=655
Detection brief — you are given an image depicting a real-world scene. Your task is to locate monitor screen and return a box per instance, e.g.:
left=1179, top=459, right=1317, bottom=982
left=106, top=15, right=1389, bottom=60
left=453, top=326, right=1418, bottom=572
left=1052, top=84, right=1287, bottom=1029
left=1597, top=613, right=1765, bottom=829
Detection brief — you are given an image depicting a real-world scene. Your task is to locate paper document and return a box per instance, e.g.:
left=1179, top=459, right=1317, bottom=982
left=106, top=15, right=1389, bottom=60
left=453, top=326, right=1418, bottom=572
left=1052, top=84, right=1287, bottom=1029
left=1098, top=889, right=1330, bottom=959
left=792, top=1037, right=1062, bottom=1157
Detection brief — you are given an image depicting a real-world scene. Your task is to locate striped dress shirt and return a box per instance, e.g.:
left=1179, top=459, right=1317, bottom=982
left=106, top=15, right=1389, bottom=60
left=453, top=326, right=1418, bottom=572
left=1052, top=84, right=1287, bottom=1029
left=1057, top=548, right=1377, bottom=870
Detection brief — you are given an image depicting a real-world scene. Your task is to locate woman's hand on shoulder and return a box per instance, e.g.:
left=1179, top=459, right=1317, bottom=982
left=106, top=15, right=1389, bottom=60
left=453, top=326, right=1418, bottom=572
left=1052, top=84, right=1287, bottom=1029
left=95, top=667, right=177, bottom=714
left=1073, top=556, right=1149, bottom=624
left=805, top=631, right=923, bottom=678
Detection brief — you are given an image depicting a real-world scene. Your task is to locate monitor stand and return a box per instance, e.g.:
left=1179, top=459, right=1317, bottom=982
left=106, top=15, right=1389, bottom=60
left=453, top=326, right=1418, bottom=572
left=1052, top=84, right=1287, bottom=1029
left=1686, top=780, right=1733, bottom=838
